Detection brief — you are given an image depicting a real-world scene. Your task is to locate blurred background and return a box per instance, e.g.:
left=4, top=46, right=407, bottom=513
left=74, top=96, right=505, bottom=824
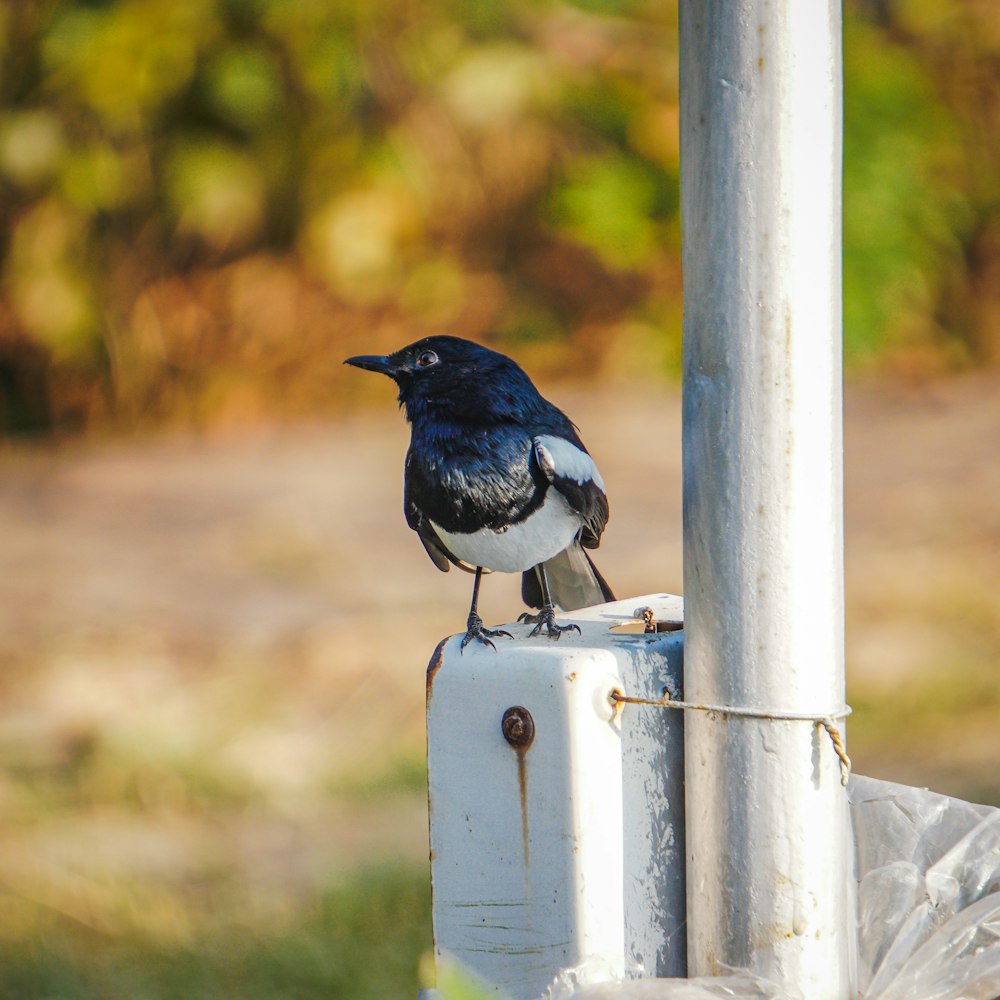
left=0, top=0, right=998, bottom=996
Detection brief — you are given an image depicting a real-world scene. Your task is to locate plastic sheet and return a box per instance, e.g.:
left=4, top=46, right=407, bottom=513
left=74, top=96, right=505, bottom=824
left=852, top=775, right=1000, bottom=1000
left=548, top=972, right=796, bottom=1000
left=546, top=775, right=1000, bottom=1000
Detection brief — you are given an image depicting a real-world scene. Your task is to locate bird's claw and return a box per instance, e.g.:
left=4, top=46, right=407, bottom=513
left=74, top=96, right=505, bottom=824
left=518, top=606, right=581, bottom=640
left=461, top=613, right=513, bottom=653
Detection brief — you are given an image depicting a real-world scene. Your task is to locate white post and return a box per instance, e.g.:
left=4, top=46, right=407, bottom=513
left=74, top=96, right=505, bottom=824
left=680, top=1, right=855, bottom=997
left=426, top=595, right=686, bottom=998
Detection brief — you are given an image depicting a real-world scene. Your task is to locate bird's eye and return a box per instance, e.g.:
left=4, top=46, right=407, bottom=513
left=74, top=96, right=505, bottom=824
left=415, top=350, right=439, bottom=368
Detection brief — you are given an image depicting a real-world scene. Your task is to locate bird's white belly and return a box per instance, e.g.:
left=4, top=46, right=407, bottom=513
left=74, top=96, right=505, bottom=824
left=430, top=492, right=578, bottom=573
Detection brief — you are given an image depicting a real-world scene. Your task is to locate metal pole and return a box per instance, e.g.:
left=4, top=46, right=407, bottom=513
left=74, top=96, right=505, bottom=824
left=680, top=1, right=855, bottom=997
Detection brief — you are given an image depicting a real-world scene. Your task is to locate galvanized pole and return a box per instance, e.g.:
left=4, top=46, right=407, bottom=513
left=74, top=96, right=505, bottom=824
left=680, top=1, right=855, bottom=997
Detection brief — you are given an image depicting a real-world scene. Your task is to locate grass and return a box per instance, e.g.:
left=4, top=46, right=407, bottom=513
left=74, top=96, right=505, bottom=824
left=849, top=658, right=1000, bottom=807
left=0, top=865, right=431, bottom=1000
left=328, top=751, right=428, bottom=802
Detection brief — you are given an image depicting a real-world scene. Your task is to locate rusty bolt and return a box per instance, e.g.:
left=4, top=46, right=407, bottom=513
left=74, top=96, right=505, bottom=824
left=501, top=706, right=535, bottom=749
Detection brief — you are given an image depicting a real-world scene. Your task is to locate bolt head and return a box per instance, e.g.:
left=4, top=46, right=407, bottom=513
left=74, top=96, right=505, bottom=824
left=501, top=706, right=535, bottom=749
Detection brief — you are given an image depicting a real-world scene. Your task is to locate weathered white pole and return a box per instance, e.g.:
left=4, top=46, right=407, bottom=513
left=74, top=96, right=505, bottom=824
left=425, top=595, right=686, bottom=998
left=680, top=1, right=855, bottom=997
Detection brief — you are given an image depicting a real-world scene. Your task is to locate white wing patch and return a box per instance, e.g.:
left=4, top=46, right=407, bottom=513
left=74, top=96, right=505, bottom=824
left=533, top=435, right=605, bottom=491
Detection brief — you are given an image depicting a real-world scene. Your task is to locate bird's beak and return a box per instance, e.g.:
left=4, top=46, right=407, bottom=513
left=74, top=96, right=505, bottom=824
left=344, top=354, right=394, bottom=376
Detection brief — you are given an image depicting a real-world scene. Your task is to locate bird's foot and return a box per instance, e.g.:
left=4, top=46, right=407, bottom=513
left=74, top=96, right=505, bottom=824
left=517, top=605, right=581, bottom=640
left=461, top=613, right=513, bottom=653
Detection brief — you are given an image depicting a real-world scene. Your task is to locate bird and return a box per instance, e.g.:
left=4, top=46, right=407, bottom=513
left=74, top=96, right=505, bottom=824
left=344, top=335, right=615, bottom=650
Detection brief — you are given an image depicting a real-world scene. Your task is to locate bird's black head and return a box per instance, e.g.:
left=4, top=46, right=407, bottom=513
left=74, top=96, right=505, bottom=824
left=345, top=336, right=543, bottom=423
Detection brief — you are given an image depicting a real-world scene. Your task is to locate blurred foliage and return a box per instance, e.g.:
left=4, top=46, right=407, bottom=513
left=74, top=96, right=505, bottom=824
left=0, top=865, right=430, bottom=1000
left=423, top=954, right=500, bottom=1000
left=0, top=0, right=998, bottom=433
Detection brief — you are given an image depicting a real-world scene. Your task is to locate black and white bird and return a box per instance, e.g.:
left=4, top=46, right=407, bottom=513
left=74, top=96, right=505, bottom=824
left=345, top=336, right=615, bottom=650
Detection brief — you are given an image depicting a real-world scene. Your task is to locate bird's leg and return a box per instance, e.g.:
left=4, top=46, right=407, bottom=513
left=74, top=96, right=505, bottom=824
left=461, top=567, right=514, bottom=652
left=517, top=564, right=582, bottom=640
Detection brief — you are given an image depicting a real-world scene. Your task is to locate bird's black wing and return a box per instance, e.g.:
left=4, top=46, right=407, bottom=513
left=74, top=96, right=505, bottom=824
left=530, top=434, right=610, bottom=550
left=403, top=454, right=479, bottom=575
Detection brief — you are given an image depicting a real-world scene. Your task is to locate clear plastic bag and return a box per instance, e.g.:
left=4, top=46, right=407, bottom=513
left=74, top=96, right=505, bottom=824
left=852, top=775, right=1000, bottom=1000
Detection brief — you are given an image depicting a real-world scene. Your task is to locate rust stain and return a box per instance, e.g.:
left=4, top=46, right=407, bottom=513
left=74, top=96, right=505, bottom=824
left=425, top=636, right=449, bottom=702
left=516, top=747, right=530, bottom=868
left=500, top=706, right=535, bottom=869
left=655, top=620, right=683, bottom=633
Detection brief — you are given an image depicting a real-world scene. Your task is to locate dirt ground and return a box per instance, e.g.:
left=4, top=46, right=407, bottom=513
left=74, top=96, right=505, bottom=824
left=0, top=370, right=998, bottom=926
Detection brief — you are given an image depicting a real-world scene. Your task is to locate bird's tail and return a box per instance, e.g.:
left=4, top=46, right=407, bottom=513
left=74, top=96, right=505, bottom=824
left=522, top=542, right=616, bottom=612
